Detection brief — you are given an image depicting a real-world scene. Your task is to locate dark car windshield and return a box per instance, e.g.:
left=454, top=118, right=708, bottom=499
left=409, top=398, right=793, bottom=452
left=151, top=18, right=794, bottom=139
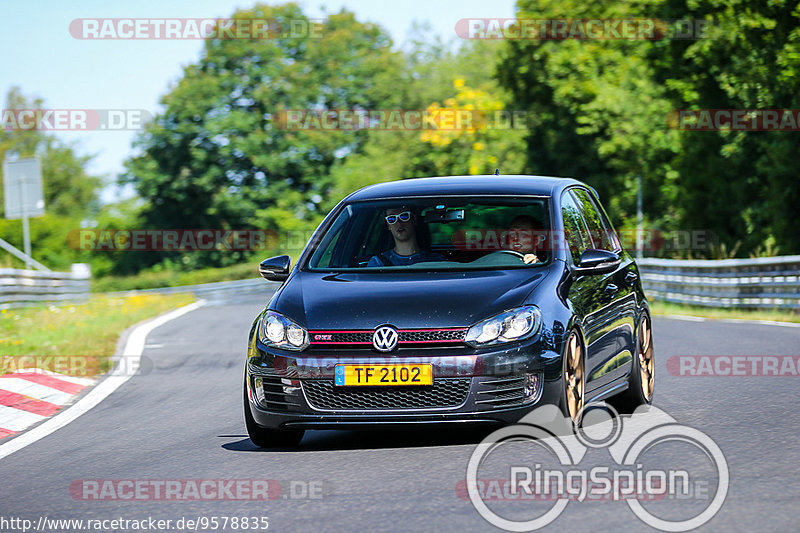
left=305, top=196, right=552, bottom=271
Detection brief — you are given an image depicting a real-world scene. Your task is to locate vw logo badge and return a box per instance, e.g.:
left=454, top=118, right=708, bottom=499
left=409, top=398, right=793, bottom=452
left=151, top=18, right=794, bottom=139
left=372, top=326, right=399, bottom=352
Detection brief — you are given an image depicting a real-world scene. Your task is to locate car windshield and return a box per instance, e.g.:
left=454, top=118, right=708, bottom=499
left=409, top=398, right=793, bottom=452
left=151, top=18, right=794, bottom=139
left=305, top=196, right=552, bottom=271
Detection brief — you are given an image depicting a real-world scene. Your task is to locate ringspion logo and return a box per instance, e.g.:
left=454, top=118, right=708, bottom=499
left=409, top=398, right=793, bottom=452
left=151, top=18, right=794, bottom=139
left=464, top=404, right=728, bottom=531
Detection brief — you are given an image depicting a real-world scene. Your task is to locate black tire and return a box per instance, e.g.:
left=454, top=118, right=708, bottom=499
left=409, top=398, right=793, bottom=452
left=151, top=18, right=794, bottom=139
left=612, top=313, right=655, bottom=413
left=559, top=329, right=586, bottom=427
left=243, top=381, right=304, bottom=448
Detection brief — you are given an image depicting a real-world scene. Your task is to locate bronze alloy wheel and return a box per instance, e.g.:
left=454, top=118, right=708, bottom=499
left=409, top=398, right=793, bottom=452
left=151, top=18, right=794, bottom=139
left=638, top=316, right=655, bottom=401
left=564, top=331, right=585, bottom=423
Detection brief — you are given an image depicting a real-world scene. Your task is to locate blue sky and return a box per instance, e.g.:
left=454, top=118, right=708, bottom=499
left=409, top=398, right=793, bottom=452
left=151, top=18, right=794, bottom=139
left=1, top=0, right=516, bottom=202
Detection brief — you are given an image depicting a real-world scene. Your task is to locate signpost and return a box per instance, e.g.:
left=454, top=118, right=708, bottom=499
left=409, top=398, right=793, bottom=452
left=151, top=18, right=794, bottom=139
left=3, top=157, right=45, bottom=270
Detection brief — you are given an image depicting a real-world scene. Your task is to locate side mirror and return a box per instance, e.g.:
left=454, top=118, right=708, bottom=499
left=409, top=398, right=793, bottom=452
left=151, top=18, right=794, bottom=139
left=259, top=255, right=291, bottom=281
left=573, top=249, right=620, bottom=276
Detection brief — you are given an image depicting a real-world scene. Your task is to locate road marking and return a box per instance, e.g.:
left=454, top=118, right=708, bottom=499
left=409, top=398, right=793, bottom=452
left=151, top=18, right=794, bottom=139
left=0, top=299, right=206, bottom=461
left=717, top=318, right=800, bottom=328
left=0, top=391, right=60, bottom=416
left=11, top=369, right=95, bottom=387
left=661, top=314, right=800, bottom=328
left=663, top=315, right=706, bottom=322
left=0, top=372, right=89, bottom=437
left=0, top=405, right=46, bottom=432
left=10, top=372, right=87, bottom=395
left=0, top=378, right=73, bottom=405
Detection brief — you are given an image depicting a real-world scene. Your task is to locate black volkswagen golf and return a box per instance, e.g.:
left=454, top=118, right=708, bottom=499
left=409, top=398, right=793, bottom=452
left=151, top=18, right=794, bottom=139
left=244, top=175, right=654, bottom=447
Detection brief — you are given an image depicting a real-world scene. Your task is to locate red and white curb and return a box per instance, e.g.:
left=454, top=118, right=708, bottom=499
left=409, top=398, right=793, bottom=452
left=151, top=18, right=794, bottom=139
left=0, top=370, right=95, bottom=440
left=0, top=299, right=205, bottom=460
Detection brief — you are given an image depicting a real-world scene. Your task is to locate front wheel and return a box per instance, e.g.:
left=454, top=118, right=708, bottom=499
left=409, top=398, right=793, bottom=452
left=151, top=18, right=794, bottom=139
left=560, top=329, right=585, bottom=426
left=243, top=380, right=304, bottom=448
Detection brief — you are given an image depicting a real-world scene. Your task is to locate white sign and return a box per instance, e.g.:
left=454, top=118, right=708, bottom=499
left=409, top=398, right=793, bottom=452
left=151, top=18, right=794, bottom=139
left=4, top=157, right=45, bottom=219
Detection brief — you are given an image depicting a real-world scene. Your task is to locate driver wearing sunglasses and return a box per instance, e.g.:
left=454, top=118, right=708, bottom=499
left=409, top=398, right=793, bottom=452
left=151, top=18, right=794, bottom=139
left=366, top=207, right=445, bottom=267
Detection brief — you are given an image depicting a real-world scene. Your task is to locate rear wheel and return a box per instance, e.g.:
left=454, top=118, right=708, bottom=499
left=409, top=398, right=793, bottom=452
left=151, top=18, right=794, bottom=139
left=243, top=380, right=304, bottom=448
left=560, top=329, right=585, bottom=426
left=613, top=313, right=655, bottom=412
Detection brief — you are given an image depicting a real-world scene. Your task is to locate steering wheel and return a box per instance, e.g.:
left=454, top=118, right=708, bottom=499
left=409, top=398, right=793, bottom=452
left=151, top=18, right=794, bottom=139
left=495, top=250, right=526, bottom=259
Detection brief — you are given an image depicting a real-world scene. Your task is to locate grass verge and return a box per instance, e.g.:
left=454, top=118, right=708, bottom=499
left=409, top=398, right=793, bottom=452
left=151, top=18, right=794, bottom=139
left=91, top=263, right=258, bottom=292
left=91, top=248, right=305, bottom=292
left=649, top=300, right=800, bottom=323
left=0, top=293, right=196, bottom=376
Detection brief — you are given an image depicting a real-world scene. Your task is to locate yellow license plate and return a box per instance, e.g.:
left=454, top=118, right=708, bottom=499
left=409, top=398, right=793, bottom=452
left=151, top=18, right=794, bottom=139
left=334, top=364, right=433, bottom=386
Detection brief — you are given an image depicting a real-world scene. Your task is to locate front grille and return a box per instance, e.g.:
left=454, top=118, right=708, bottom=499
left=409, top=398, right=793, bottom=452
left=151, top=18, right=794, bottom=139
left=302, top=378, right=471, bottom=411
left=400, top=330, right=465, bottom=342
left=308, top=328, right=467, bottom=347
left=313, top=332, right=372, bottom=344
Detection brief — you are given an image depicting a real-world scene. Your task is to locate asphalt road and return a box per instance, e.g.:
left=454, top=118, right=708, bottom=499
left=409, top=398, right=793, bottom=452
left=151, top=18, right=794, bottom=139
left=1, top=290, right=798, bottom=532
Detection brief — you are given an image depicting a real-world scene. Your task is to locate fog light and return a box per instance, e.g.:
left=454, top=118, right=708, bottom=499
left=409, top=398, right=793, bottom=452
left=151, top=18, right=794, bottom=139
left=252, top=376, right=266, bottom=406
left=523, top=372, right=542, bottom=405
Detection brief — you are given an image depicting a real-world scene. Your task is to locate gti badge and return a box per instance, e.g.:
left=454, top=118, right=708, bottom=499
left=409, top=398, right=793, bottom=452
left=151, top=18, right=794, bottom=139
left=372, top=326, right=399, bottom=352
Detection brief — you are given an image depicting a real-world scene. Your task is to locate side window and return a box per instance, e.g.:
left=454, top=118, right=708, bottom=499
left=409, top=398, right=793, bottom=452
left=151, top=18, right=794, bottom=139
left=561, top=192, right=592, bottom=264
left=571, top=188, right=619, bottom=251
left=315, top=231, right=342, bottom=268
left=308, top=207, right=353, bottom=267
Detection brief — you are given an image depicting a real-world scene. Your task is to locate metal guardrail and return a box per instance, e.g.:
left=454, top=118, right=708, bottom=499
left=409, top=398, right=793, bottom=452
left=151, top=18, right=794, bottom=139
left=638, top=256, right=800, bottom=309
left=101, top=277, right=280, bottom=299
left=0, top=268, right=90, bottom=309
left=6, top=256, right=798, bottom=311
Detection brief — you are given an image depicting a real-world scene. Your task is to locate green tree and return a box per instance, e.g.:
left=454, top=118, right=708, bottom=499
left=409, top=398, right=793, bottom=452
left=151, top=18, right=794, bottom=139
left=121, top=3, right=406, bottom=270
left=326, top=40, right=526, bottom=205
left=499, top=0, right=800, bottom=256
left=650, top=0, right=800, bottom=255
left=0, top=87, right=102, bottom=271
left=0, top=87, right=101, bottom=218
left=498, top=0, right=681, bottom=241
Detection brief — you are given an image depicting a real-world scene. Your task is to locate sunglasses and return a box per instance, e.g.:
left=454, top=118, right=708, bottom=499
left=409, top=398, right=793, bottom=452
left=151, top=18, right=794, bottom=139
left=385, top=211, right=412, bottom=224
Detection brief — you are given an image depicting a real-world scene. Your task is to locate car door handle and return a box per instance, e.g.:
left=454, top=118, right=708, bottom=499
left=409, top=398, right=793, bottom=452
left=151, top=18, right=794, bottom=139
left=625, top=272, right=638, bottom=284
left=605, top=283, right=618, bottom=293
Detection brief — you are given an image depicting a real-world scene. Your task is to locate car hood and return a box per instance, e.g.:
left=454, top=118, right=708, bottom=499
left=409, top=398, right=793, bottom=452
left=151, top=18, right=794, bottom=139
left=272, top=266, right=553, bottom=330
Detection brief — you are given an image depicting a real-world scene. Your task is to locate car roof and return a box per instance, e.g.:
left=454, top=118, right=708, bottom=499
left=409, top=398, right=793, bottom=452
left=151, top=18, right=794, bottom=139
left=345, top=175, right=587, bottom=201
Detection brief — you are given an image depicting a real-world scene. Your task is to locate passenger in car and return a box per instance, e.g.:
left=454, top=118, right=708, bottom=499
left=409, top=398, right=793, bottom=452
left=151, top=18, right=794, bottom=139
left=505, top=215, right=542, bottom=264
left=367, top=207, right=446, bottom=266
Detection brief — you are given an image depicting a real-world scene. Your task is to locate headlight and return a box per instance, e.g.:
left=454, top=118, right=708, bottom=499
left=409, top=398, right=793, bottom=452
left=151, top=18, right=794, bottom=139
left=259, top=310, right=309, bottom=351
left=465, top=305, right=542, bottom=347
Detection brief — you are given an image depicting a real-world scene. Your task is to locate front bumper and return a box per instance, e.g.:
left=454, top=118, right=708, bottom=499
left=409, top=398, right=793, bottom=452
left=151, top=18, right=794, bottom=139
left=245, top=337, right=563, bottom=430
